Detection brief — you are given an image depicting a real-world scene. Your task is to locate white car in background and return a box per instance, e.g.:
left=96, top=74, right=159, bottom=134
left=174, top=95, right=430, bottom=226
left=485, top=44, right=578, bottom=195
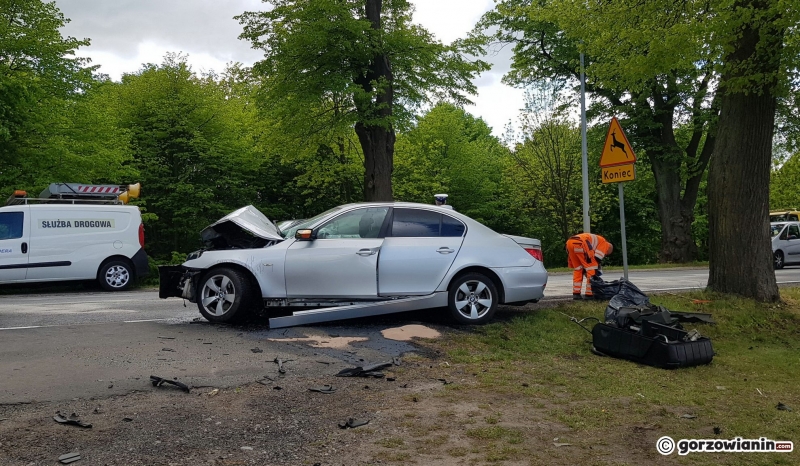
left=771, top=221, right=800, bottom=269
left=160, top=203, right=547, bottom=328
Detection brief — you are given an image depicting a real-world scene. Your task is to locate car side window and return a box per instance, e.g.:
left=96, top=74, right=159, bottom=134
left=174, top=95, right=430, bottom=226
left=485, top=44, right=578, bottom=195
left=789, top=225, right=800, bottom=239
left=0, top=212, right=24, bottom=240
left=441, top=215, right=466, bottom=237
left=316, top=207, right=389, bottom=239
left=392, top=209, right=441, bottom=237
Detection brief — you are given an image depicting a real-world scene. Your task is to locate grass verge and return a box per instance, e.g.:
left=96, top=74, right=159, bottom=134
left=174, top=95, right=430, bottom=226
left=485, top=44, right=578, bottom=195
left=411, top=288, right=800, bottom=465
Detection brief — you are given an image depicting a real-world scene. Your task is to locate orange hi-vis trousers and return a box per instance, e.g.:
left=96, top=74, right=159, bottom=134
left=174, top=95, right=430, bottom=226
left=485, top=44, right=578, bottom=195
left=566, top=236, right=600, bottom=296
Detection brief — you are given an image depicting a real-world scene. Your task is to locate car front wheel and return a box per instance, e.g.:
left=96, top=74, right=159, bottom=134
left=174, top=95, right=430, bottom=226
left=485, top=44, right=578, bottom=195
left=448, top=273, right=498, bottom=325
left=197, top=268, right=256, bottom=323
left=774, top=251, right=785, bottom=270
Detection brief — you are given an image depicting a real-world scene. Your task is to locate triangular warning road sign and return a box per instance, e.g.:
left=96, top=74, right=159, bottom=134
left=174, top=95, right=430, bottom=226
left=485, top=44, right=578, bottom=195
left=599, top=117, right=637, bottom=167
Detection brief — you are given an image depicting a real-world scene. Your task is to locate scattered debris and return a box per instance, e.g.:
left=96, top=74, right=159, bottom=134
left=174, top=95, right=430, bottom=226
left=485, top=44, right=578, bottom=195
left=336, top=361, right=393, bottom=378
left=58, top=452, right=81, bottom=464
left=636, top=393, right=645, bottom=398
left=272, top=386, right=282, bottom=390
left=400, top=384, right=408, bottom=388
left=241, top=446, right=253, bottom=451
left=208, top=389, right=219, bottom=397
left=107, top=384, right=113, bottom=389
left=256, top=379, right=271, bottom=386
left=251, top=348, right=263, bottom=353
left=553, top=443, right=572, bottom=447
left=308, top=385, right=337, bottom=394
left=203, top=342, right=212, bottom=345
left=150, top=375, right=190, bottom=393
left=381, top=324, right=441, bottom=341
left=386, top=377, right=396, bottom=382
left=776, top=402, right=793, bottom=412
left=437, top=379, right=453, bottom=385
left=716, top=386, right=726, bottom=390
left=123, top=417, right=133, bottom=422
left=157, top=336, right=175, bottom=340
left=522, top=383, right=529, bottom=387
left=393, top=357, right=402, bottom=366
left=713, top=426, right=722, bottom=435
left=757, top=388, right=766, bottom=397
left=338, top=418, right=369, bottom=429
left=316, top=360, right=331, bottom=365
left=680, top=414, right=697, bottom=419
left=273, top=357, right=293, bottom=374
left=53, top=412, right=92, bottom=429
left=268, top=335, right=369, bottom=349
left=161, top=348, right=175, bottom=352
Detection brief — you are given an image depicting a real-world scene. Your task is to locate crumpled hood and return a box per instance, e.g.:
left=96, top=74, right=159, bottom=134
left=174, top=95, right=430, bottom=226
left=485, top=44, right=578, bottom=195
left=201, top=205, right=283, bottom=242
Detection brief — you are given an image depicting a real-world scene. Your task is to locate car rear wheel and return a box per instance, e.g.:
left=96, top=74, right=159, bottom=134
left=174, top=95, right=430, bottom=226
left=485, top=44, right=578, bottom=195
left=197, top=268, right=256, bottom=323
left=98, top=260, right=134, bottom=291
left=448, top=273, right=498, bottom=325
left=774, top=251, right=785, bottom=270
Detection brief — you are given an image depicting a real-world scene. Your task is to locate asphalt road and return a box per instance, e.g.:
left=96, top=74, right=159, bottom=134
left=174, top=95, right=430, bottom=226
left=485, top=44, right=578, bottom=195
left=2, top=267, right=799, bottom=405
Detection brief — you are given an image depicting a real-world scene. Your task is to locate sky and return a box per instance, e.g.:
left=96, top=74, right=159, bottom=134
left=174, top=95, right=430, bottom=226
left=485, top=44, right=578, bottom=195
left=54, top=0, right=525, bottom=137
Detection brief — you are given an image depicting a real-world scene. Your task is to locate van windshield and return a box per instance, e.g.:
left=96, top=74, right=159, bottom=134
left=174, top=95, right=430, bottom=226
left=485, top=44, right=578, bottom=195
left=771, top=223, right=786, bottom=238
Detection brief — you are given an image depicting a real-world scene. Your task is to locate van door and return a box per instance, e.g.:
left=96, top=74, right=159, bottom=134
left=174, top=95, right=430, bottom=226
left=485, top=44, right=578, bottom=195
left=0, top=207, right=30, bottom=281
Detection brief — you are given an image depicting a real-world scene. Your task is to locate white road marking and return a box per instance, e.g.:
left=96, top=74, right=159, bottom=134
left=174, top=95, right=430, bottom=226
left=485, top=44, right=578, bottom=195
left=0, top=326, right=42, bottom=331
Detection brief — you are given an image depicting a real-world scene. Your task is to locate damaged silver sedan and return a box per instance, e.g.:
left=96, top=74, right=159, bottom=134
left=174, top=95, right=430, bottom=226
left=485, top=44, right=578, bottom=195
left=159, top=203, right=547, bottom=328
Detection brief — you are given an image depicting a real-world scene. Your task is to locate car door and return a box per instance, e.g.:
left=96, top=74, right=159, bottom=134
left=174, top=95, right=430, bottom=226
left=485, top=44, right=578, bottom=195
left=284, top=207, right=389, bottom=298
left=785, top=224, right=800, bottom=264
left=378, top=208, right=466, bottom=296
left=0, top=207, right=30, bottom=281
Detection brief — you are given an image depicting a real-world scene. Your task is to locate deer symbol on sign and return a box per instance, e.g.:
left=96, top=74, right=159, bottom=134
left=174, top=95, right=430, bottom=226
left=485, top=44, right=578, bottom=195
left=610, top=130, right=628, bottom=157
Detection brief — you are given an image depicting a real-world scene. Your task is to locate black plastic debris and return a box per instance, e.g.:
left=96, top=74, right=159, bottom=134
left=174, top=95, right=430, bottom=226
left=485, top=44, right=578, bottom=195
left=338, top=418, right=369, bottom=429
left=251, top=348, right=263, bottom=353
left=582, top=280, right=715, bottom=369
left=336, top=361, right=393, bottom=378
left=53, top=412, right=92, bottom=429
left=150, top=375, right=190, bottom=393
left=308, top=385, right=337, bottom=394
left=59, top=452, right=81, bottom=464
left=437, top=378, right=453, bottom=385
left=777, top=402, right=793, bottom=412
left=161, top=348, right=175, bottom=352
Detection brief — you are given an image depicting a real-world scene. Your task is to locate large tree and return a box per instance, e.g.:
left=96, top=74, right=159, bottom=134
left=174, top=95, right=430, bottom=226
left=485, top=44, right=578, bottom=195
left=707, top=0, right=792, bottom=301
left=237, top=0, right=488, bottom=201
left=477, top=0, right=720, bottom=263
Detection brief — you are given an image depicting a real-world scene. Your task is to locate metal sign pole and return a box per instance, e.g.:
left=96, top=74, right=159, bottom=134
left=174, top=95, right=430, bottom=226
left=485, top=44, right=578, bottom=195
left=618, top=182, right=629, bottom=280
left=580, top=52, right=590, bottom=233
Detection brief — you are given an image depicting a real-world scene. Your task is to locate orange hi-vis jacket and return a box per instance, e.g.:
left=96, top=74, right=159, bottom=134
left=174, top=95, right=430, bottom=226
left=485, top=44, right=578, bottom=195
left=566, top=233, right=613, bottom=296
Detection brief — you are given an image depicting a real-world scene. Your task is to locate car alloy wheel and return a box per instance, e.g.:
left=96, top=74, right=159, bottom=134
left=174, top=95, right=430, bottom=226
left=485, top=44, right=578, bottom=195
left=454, top=279, right=493, bottom=320
left=774, top=251, right=785, bottom=270
left=200, top=274, right=237, bottom=317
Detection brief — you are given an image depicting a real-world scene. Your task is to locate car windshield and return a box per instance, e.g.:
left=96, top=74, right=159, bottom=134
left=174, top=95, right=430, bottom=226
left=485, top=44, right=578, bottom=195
left=771, top=223, right=786, bottom=238
left=281, top=206, right=342, bottom=238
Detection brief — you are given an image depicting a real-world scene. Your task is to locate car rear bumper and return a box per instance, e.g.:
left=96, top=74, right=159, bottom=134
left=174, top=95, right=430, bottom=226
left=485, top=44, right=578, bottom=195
left=491, top=264, right=547, bottom=303
left=132, top=248, right=150, bottom=278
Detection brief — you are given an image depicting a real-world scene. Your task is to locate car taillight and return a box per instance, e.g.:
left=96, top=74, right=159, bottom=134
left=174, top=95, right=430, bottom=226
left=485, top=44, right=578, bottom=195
left=139, top=223, right=145, bottom=248
left=524, top=247, right=543, bottom=262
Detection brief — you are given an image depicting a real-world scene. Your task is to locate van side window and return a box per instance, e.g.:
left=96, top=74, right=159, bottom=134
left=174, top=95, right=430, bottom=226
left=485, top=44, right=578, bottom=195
left=0, top=212, right=24, bottom=240
left=789, top=225, right=800, bottom=239
left=791, top=215, right=799, bottom=221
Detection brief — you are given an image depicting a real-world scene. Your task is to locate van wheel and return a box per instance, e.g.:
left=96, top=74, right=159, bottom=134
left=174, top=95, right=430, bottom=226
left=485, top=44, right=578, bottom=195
left=774, top=251, right=785, bottom=270
left=448, top=273, right=498, bottom=325
left=98, top=260, right=134, bottom=291
left=197, top=268, right=255, bottom=323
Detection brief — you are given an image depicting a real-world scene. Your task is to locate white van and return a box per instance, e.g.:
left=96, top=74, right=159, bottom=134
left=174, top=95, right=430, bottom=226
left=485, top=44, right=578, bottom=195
left=0, top=203, right=148, bottom=290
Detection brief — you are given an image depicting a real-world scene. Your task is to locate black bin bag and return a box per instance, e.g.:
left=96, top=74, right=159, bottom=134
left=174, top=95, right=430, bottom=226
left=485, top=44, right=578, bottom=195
left=590, top=275, right=622, bottom=300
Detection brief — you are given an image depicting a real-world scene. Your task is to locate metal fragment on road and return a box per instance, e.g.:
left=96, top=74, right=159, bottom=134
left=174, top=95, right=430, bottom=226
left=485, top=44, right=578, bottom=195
left=58, top=452, right=81, bottom=464
left=150, top=375, right=190, bottom=393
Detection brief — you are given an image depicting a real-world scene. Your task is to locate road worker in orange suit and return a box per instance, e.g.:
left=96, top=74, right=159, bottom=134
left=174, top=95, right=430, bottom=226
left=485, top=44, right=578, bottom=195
left=566, top=233, right=613, bottom=299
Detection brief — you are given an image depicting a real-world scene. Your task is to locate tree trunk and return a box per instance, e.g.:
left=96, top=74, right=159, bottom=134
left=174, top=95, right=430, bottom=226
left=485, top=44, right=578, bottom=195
left=707, top=0, right=782, bottom=301
left=651, top=156, right=698, bottom=262
left=353, top=0, right=395, bottom=202
left=355, top=122, right=395, bottom=201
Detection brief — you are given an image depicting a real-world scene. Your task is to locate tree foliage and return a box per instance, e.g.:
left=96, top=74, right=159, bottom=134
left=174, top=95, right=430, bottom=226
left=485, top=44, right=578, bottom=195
left=237, top=0, right=489, bottom=200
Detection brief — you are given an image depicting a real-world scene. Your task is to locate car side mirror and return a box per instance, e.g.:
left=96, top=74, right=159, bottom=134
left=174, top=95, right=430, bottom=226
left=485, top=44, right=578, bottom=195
left=295, top=229, right=316, bottom=241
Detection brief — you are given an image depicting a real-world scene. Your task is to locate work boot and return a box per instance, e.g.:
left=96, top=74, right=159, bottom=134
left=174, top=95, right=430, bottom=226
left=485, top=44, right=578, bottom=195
left=573, top=294, right=583, bottom=300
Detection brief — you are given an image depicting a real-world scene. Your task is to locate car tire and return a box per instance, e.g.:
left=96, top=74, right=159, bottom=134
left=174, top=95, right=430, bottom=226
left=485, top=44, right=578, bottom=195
left=197, top=268, right=256, bottom=323
left=448, top=273, right=498, bottom=325
left=98, top=260, right=134, bottom=291
left=774, top=250, right=785, bottom=270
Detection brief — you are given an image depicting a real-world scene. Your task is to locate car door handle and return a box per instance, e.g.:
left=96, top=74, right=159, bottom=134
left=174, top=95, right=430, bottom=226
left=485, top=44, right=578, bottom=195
left=356, top=248, right=379, bottom=256
left=21, top=242, right=27, bottom=254
left=437, top=247, right=454, bottom=254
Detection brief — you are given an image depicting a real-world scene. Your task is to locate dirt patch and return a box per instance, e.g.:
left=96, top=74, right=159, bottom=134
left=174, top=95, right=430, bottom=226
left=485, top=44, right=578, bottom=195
left=381, top=324, right=441, bottom=341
